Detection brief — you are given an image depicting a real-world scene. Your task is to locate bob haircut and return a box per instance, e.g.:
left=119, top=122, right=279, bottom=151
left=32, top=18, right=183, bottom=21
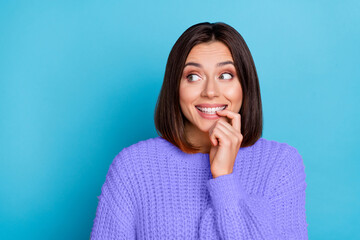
left=154, top=22, right=263, bottom=154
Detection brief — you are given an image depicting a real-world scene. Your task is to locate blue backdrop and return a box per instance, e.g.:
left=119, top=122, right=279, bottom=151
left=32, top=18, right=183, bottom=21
left=1, top=0, right=359, bottom=239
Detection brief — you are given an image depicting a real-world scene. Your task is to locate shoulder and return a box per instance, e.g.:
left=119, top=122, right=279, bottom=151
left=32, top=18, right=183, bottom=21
left=255, top=137, right=301, bottom=155
left=248, top=138, right=306, bottom=189
left=117, top=136, right=169, bottom=157
left=111, top=136, right=168, bottom=170
left=247, top=137, right=304, bottom=169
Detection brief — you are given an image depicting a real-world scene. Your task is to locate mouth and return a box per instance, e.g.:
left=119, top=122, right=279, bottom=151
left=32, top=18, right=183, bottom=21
left=195, top=105, right=227, bottom=115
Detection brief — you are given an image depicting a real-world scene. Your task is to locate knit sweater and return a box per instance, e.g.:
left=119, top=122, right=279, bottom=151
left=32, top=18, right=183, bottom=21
left=90, top=136, right=308, bottom=239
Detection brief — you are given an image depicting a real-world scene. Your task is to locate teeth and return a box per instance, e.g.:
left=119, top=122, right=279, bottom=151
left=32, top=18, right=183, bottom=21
left=196, top=106, right=226, bottom=114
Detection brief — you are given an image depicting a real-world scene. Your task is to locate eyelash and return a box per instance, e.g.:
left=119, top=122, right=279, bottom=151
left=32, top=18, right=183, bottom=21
left=186, top=72, right=233, bottom=82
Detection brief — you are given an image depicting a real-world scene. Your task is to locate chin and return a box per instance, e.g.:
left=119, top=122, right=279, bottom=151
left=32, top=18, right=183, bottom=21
left=195, top=122, right=213, bottom=133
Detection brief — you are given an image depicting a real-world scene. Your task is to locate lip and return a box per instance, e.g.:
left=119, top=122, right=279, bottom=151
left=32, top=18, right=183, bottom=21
left=195, top=103, right=228, bottom=108
left=195, top=107, right=222, bottom=120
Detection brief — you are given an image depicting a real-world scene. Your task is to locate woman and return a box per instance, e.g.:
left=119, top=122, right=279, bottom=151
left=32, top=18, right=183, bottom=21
left=91, top=22, right=308, bottom=239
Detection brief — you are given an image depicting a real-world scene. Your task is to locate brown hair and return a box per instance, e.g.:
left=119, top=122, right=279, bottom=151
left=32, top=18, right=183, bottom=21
left=154, top=22, right=263, bottom=153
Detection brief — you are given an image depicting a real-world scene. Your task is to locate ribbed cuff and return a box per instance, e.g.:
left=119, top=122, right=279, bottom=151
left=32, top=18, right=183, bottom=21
left=207, top=172, right=248, bottom=211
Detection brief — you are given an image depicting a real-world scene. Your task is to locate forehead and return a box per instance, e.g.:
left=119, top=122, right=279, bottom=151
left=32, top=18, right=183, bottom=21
left=186, top=41, right=233, bottom=62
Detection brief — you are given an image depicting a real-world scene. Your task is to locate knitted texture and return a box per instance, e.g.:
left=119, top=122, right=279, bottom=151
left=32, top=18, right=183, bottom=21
left=91, top=136, right=308, bottom=239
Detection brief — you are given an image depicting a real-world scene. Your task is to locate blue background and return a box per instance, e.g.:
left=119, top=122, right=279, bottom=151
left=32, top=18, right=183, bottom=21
left=1, top=0, right=359, bottom=239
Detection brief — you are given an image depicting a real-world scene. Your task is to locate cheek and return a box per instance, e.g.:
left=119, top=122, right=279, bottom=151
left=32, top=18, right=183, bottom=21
left=224, top=85, right=243, bottom=105
left=179, top=87, right=190, bottom=115
left=179, top=85, right=198, bottom=107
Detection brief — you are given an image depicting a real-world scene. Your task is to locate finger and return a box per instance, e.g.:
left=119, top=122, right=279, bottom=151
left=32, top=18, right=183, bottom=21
left=216, top=109, right=241, bottom=133
left=210, top=133, right=218, bottom=146
left=210, top=124, right=231, bottom=147
left=208, top=125, right=216, bottom=146
left=208, top=125, right=217, bottom=146
left=216, top=121, right=240, bottom=144
left=217, top=120, right=238, bottom=137
left=216, top=109, right=240, bottom=130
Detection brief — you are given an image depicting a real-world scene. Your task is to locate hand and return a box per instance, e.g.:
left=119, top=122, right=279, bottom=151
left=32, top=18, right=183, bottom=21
left=208, top=109, right=243, bottom=178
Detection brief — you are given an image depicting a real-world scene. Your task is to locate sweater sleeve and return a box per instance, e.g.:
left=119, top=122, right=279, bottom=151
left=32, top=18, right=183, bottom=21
left=198, top=146, right=308, bottom=240
left=91, top=150, right=136, bottom=240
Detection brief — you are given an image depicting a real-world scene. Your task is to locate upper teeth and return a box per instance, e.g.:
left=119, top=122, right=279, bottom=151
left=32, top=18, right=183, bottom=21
left=197, top=106, right=226, bottom=113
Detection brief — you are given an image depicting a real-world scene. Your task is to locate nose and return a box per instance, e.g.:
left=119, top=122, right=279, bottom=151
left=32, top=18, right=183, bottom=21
left=201, top=76, right=219, bottom=98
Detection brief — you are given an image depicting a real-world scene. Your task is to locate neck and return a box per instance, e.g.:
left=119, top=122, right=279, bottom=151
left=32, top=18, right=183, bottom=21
left=184, top=122, right=211, bottom=154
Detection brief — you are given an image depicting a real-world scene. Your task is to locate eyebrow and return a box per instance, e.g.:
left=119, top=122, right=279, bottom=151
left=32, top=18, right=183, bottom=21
left=184, top=61, right=234, bottom=68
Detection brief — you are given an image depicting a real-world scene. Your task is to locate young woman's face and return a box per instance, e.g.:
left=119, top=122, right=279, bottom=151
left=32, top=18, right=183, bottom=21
left=179, top=41, right=243, bottom=134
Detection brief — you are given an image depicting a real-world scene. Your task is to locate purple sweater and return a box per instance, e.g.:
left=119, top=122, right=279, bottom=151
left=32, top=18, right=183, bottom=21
left=90, top=136, right=308, bottom=239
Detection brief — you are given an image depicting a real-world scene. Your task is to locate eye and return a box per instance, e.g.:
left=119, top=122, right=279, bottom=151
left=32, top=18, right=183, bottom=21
left=186, top=74, right=201, bottom=82
left=219, top=73, right=233, bottom=80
